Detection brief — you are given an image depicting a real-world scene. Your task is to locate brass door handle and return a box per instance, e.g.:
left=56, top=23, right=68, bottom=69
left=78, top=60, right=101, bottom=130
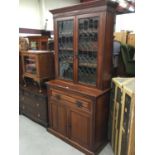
left=75, top=101, right=83, bottom=108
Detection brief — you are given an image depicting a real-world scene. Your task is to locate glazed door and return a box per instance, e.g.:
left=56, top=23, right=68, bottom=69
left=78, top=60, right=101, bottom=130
left=22, top=54, right=37, bottom=77
left=69, top=109, right=91, bottom=147
left=76, top=14, right=101, bottom=86
left=55, top=17, right=75, bottom=81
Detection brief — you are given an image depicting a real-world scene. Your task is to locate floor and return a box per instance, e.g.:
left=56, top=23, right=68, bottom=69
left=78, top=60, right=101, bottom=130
left=19, top=115, right=114, bottom=155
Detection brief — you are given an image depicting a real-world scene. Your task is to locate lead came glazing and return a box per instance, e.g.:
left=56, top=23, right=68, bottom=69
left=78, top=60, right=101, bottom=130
left=58, top=20, right=74, bottom=80
left=78, top=17, right=99, bottom=85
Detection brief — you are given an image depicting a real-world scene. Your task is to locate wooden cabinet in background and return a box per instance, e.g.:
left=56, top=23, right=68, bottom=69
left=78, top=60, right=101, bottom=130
left=19, top=52, right=23, bottom=84
left=127, top=34, right=135, bottom=47
left=21, top=50, right=55, bottom=92
left=28, top=36, right=49, bottom=50
left=110, top=78, right=135, bottom=155
left=19, top=85, right=49, bottom=127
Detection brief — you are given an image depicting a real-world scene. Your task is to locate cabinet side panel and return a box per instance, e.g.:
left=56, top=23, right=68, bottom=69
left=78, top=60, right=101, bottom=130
left=94, top=91, right=110, bottom=149
left=38, top=53, right=54, bottom=79
left=102, top=11, right=115, bottom=90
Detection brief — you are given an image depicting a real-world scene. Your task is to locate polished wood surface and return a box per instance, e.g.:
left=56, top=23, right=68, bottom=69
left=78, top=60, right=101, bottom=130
left=47, top=80, right=110, bottom=154
left=47, top=1, right=117, bottom=154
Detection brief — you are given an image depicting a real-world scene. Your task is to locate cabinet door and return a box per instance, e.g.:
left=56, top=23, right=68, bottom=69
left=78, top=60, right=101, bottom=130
left=55, top=17, right=75, bottom=81
left=22, top=55, right=37, bottom=76
left=76, top=14, right=100, bottom=86
left=69, top=109, right=91, bottom=147
left=57, top=104, right=67, bottom=136
left=50, top=101, right=58, bottom=130
left=49, top=100, right=67, bottom=136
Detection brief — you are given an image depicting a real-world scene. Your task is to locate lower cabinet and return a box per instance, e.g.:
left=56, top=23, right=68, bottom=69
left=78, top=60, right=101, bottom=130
left=47, top=80, right=110, bottom=155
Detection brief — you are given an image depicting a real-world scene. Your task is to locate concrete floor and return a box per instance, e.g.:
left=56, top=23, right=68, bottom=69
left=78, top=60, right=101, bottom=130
left=19, top=115, right=114, bottom=155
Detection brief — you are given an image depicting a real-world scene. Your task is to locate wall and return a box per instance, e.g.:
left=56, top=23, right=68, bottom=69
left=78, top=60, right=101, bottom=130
left=115, top=13, right=135, bottom=32
left=19, top=0, right=42, bottom=29
left=43, top=0, right=80, bottom=31
left=19, top=0, right=80, bottom=36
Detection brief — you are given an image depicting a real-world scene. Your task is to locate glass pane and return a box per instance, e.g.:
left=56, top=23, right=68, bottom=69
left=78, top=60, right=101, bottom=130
left=24, top=56, right=36, bottom=74
left=58, top=20, right=74, bottom=80
left=78, top=17, right=99, bottom=85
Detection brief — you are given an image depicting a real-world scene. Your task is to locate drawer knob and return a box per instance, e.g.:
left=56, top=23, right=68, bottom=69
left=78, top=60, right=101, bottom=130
left=36, top=103, right=39, bottom=107
left=75, top=101, right=83, bottom=108
left=22, top=97, right=24, bottom=100
left=37, top=113, right=40, bottom=117
left=22, top=105, right=25, bottom=109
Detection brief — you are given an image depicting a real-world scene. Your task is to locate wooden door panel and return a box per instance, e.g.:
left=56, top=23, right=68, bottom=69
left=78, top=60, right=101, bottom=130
left=70, top=110, right=91, bottom=147
left=58, top=104, right=67, bottom=136
left=51, top=103, right=58, bottom=130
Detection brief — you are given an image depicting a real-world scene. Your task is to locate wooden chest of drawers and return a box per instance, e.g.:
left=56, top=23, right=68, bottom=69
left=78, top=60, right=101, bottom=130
left=47, top=80, right=111, bottom=155
left=19, top=85, right=48, bottom=127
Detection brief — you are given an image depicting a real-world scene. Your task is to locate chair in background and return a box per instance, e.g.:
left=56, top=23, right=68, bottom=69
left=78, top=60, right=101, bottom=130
left=120, top=44, right=135, bottom=76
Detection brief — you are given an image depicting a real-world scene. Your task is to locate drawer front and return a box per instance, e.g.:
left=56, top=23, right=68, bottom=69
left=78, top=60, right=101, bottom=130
left=49, top=90, right=92, bottom=113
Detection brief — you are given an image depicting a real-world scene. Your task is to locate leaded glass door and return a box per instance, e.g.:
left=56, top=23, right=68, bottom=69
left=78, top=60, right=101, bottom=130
left=57, top=18, right=74, bottom=81
left=77, top=15, right=99, bottom=86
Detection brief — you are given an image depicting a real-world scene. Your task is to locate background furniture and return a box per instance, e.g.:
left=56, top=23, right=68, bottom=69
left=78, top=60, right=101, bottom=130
left=109, top=77, right=135, bottom=155
left=28, top=36, right=49, bottom=50
left=19, top=84, right=48, bottom=127
left=127, top=33, right=135, bottom=47
left=114, top=31, right=135, bottom=47
left=19, top=52, right=23, bottom=85
left=21, top=50, right=55, bottom=92
left=47, top=1, right=117, bottom=154
left=120, top=44, right=135, bottom=76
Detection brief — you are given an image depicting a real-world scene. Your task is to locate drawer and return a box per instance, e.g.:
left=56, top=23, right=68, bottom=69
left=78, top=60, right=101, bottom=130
left=48, top=89, right=92, bottom=103
left=50, top=91, right=92, bottom=112
left=35, top=111, right=47, bottom=121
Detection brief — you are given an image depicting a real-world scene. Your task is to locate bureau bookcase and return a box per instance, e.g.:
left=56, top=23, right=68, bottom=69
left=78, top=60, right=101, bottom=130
left=47, top=1, right=117, bottom=154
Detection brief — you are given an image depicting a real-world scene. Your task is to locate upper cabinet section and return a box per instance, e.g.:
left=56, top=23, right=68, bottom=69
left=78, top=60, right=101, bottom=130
left=50, top=0, right=117, bottom=90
